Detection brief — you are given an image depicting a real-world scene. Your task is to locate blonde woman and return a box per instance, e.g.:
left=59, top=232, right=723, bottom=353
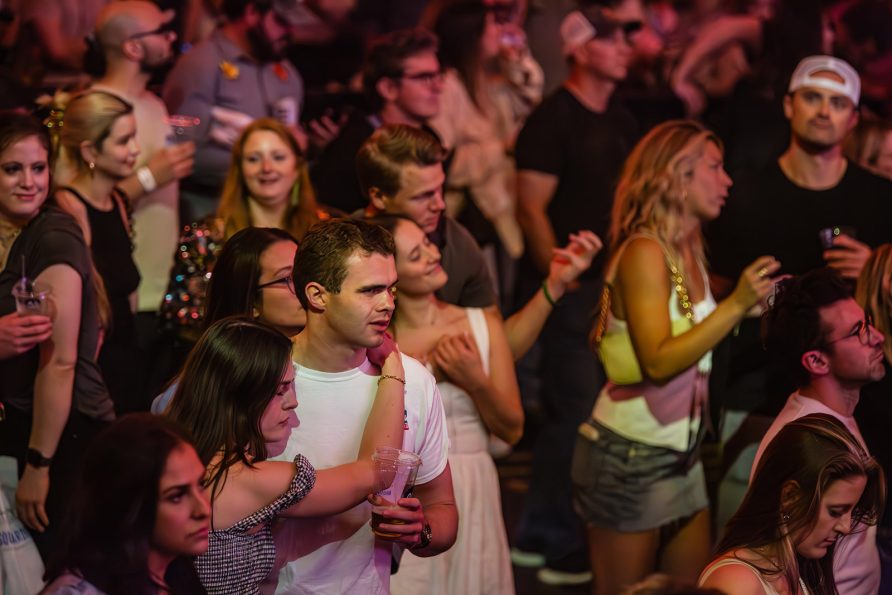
left=53, top=90, right=141, bottom=413
left=571, top=120, right=778, bottom=594
left=844, top=118, right=892, bottom=181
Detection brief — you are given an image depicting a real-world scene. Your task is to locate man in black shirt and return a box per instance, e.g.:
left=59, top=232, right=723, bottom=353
left=706, top=55, right=892, bottom=531
left=311, top=28, right=444, bottom=213
left=511, top=0, right=643, bottom=586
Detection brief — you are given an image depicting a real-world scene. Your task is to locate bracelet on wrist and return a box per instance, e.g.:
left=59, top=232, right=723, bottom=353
left=541, top=280, right=558, bottom=307
left=136, top=166, right=158, bottom=193
left=378, top=374, right=406, bottom=386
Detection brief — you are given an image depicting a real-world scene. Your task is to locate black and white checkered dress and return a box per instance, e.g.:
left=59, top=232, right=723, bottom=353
left=195, top=454, right=316, bottom=594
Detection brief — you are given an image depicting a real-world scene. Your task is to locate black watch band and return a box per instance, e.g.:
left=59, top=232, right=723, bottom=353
left=26, top=448, right=52, bottom=468
left=412, top=523, right=432, bottom=551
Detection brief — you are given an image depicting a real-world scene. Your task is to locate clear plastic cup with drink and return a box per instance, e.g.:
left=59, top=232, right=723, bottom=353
left=165, top=115, right=201, bottom=145
left=12, top=278, right=51, bottom=317
left=370, top=447, right=421, bottom=538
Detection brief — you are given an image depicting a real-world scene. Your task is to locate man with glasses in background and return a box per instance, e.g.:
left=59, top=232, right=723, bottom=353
left=756, top=267, right=883, bottom=595
left=311, top=27, right=445, bottom=214
left=510, top=0, right=643, bottom=586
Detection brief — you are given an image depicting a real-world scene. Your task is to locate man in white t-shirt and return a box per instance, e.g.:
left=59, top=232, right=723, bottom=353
left=269, top=218, right=457, bottom=594
left=753, top=268, right=885, bottom=595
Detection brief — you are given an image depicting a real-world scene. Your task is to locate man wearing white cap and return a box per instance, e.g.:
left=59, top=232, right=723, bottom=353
left=704, top=55, right=892, bottom=574
left=512, top=0, right=643, bottom=586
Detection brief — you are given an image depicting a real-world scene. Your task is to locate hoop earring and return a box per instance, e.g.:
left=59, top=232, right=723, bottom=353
left=88, top=161, right=95, bottom=171
left=290, top=179, right=301, bottom=207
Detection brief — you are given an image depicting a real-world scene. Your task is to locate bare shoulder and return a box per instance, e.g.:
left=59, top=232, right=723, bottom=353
left=700, top=555, right=770, bottom=595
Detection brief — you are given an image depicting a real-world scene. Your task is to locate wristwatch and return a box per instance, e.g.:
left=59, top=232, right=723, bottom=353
left=412, top=523, right=432, bottom=551
left=26, top=448, right=52, bottom=468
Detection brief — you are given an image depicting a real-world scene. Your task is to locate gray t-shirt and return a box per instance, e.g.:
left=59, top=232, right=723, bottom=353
left=162, top=29, right=305, bottom=192
left=0, top=207, right=113, bottom=421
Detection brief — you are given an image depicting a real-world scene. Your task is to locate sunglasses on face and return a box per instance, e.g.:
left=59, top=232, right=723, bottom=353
left=595, top=19, right=643, bottom=43
left=129, top=21, right=175, bottom=40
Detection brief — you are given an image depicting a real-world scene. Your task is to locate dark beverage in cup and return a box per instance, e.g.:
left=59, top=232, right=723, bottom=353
left=370, top=447, right=421, bottom=539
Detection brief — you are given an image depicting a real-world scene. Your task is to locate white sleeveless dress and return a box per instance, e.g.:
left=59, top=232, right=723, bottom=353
left=391, top=308, right=514, bottom=595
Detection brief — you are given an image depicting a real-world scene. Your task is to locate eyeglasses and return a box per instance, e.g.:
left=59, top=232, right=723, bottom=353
left=824, top=312, right=875, bottom=347
left=400, top=70, right=444, bottom=86
left=257, top=275, right=296, bottom=295
left=129, top=22, right=175, bottom=40
left=597, top=20, right=643, bottom=43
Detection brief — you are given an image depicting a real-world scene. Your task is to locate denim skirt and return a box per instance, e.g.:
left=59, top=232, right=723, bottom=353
left=571, top=418, right=708, bottom=532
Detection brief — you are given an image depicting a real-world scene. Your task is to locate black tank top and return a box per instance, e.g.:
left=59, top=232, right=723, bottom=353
left=59, top=186, right=141, bottom=340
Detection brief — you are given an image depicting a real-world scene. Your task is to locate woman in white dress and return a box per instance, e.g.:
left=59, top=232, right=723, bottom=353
left=379, top=215, right=596, bottom=594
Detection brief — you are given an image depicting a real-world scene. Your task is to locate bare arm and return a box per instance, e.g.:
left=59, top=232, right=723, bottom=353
left=431, top=312, right=523, bottom=444
left=358, top=337, right=405, bottom=457
left=671, top=15, right=762, bottom=114
left=504, top=231, right=602, bottom=359
left=618, top=238, right=777, bottom=384
left=516, top=170, right=559, bottom=275
left=115, top=143, right=196, bottom=208
left=16, top=264, right=82, bottom=533
left=699, top=561, right=772, bottom=595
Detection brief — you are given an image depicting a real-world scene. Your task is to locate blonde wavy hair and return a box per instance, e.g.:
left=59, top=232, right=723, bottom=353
left=56, top=90, right=134, bottom=174
left=217, top=118, right=320, bottom=241
left=856, top=243, right=892, bottom=363
left=608, top=119, right=723, bottom=266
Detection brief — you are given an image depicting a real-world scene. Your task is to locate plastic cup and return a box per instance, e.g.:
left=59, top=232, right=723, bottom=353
left=165, top=115, right=201, bottom=145
left=12, top=279, right=51, bottom=317
left=370, top=447, right=421, bottom=538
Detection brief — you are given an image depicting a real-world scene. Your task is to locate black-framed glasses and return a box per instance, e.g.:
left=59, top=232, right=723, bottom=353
left=824, top=312, right=875, bottom=347
left=257, top=276, right=295, bottom=295
left=129, top=22, right=175, bottom=40
left=400, top=70, right=445, bottom=85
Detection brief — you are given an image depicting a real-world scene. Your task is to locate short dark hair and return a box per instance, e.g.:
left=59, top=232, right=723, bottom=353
left=761, top=268, right=853, bottom=387
left=0, top=110, right=50, bottom=160
left=355, top=124, right=447, bottom=199
left=220, top=0, right=271, bottom=21
left=293, top=218, right=395, bottom=310
left=204, top=227, right=298, bottom=328
left=47, top=414, right=205, bottom=595
left=363, top=28, right=439, bottom=112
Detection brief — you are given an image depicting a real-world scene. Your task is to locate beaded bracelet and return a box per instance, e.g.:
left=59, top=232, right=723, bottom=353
left=378, top=374, right=406, bottom=386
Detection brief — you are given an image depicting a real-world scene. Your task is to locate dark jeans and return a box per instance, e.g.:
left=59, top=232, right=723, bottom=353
left=0, top=404, right=107, bottom=562
left=513, top=278, right=604, bottom=565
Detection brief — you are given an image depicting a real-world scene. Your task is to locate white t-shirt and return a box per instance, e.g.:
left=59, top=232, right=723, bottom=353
left=751, top=392, right=879, bottom=595
left=270, top=355, right=449, bottom=595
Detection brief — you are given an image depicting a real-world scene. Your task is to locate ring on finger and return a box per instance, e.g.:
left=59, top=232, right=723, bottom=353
left=757, top=267, right=769, bottom=278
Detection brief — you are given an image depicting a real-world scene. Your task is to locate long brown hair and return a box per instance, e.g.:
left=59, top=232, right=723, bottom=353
left=217, top=118, right=319, bottom=241
left=717, top=414, right=885, bottom=595
left=856, top=243, right=892, bottom=363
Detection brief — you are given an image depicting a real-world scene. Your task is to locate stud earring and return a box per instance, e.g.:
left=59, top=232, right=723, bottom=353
left=88, top=161, right=95, bottom=170
left=782, top=512, right=791, bottom=522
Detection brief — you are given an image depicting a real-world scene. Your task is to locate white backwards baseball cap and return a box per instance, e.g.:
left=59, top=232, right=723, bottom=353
left=788, top=55, right=861, bottom=106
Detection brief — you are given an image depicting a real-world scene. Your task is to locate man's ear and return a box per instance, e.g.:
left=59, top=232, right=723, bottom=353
left=368, top=186, right=389, bottom=212
left=783, top=93, right=794, bottom=120
left=304, top=282, right=327, bottom=312
left=121, top=38, right=145, bottom=62
left=376, top=77, right=400, bottom=104
left=801, top=348, right=830, bottom=377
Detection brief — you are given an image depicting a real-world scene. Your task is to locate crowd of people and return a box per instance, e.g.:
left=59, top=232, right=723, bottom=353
left=0, top=0, right=891, bottom=594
